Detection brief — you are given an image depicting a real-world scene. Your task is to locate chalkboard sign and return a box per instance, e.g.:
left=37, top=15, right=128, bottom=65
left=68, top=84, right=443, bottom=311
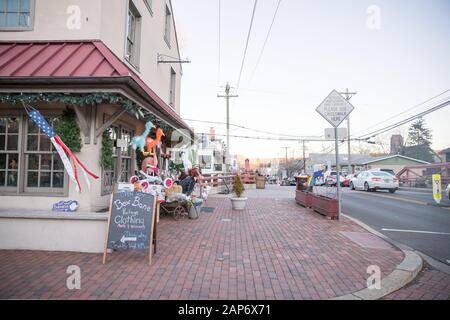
left=102, top=191, right=157, bottom=265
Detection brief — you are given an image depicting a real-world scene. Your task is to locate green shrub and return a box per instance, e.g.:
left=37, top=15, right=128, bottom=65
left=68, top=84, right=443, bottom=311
left=233, top=175, right=245, bottom=198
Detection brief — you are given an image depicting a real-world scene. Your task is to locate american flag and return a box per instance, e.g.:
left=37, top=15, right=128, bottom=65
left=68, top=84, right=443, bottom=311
left=28, top=108, right=99, bottom=193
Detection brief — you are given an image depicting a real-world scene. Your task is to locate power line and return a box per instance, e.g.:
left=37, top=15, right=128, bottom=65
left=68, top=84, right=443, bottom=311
left=356, top=97, right=450, bottom=140
left=194, top=131, right=373, bottom=142
left=217, top=0, right=221, bottom=85
left=184, top=118, right=322, bottom=138
left=236, top=0, right=258, bottom=89
left=352, top=89, right=450, bottom=137
left=250, top=0, right=282, bottom=82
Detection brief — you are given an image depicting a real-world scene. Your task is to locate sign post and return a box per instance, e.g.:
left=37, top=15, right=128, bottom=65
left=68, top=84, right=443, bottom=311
left=316, top=90, right=355, bottom=219
left=432, top=174, right=442, bottom=206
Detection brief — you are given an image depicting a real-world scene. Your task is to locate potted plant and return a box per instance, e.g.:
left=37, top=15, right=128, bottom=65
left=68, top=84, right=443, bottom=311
left=231, top=175, right=247, bottom=210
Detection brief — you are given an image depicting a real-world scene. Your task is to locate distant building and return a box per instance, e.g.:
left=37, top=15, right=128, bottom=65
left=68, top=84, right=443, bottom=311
left=436, top=148, right=450, bottom=163
left=197, top=128, right=237, bottom=174
left=361, top=154, right=429, bottom=174
left=390, top=135, right=404, bottom=155
left=305, top=154, right=374, bottom=175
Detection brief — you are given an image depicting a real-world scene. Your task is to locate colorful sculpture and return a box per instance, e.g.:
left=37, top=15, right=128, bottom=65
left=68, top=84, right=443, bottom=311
left=131, top=121, right=155, bottom=153
left=144, top=127, right=165, bottom=156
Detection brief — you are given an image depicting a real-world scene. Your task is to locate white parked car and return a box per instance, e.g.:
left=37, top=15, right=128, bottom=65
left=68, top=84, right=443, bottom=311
left=350, top=170, right=399, bottom=193
left=446, top=183, right=450, bottom=199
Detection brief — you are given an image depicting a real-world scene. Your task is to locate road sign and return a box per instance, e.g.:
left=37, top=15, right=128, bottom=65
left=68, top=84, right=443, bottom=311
left=432, top=174, right=442, bottom=205
left=316, top=90, right=355, bottom=127
left=325, top=128, right=348, bottom=140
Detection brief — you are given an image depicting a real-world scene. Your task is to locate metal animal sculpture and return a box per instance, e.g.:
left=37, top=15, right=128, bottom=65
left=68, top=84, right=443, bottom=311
left=131, top=121, right=154, bottom=153
left=144, top=127, right=165, bottom=155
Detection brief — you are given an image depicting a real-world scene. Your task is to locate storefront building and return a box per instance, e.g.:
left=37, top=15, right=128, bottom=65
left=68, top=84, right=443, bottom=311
left=0, top=0, right=192, bottom=252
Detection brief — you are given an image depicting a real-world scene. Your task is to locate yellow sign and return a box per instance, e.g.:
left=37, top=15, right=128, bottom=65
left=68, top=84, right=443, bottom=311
left=432, top=174, right=442, bottom=204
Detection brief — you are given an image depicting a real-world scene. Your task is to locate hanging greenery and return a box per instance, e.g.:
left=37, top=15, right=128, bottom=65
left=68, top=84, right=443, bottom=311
left=0, top=92, right=191, bottom=148
left=0, top=92, right=143, bottom=119
left=55, top=108, right=82, bottom=153
left=100, top=129, right=115, bottom=170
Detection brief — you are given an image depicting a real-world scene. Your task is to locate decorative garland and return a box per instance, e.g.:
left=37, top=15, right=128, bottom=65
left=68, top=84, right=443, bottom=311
left=0, top=92, right=180, bottom=136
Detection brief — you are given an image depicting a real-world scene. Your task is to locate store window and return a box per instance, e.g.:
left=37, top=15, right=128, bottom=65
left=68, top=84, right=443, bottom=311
left=0, top=117, right=19, bottom=190
left=0, top=115, right=66, bottom=195
left=120, top=128, right=133, bottom=182
left=126, top=0, right=141, bottom=68
left=0, top=0, right=34, bottom=30
left=25, top=117, right=64, bottom=192
left=101, top=119, right=135, bottom=195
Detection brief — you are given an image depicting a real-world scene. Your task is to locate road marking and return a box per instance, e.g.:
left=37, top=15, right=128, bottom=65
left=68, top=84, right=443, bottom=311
left=381, top=228, right=450, bottom=235
left=345, top=190, right=429, bottom=205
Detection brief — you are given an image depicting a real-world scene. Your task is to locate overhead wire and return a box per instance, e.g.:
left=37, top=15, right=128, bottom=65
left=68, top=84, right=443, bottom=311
left=236, top=0, right=258, bottom=89
left=249, top=0, right=282, bottom=82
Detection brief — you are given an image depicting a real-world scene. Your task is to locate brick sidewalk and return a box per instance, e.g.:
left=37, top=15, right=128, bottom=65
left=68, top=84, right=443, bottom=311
left=0, top=195, right=403, bottom=300
left=383, top=264, right=450, bottom=300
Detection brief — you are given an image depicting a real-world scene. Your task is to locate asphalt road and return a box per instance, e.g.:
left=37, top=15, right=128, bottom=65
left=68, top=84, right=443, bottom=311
left=342, top=188, right=450, bottom=265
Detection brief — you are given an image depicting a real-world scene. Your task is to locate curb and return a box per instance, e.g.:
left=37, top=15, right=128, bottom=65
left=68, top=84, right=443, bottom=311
left=399, top=187, right=432, bottom=194
left=331, top=214, right=423, bottom=300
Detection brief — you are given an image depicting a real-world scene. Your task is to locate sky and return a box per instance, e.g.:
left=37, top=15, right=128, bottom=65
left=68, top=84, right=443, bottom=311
left=172, top=0, right=450, bottom=160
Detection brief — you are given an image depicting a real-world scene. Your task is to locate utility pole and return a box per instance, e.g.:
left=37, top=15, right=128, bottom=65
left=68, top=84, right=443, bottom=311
left=338, top=88, right=357, bottom=174
left=302, top=140, right=306, bottom=174
left=217, top=82, right=238, bottom=172
left=282, top=146, right=289, bottom=178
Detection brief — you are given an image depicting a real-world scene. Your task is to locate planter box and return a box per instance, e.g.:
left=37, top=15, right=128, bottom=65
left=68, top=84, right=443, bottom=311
left=256, top=176, right=266, bottom=189
left=295, top=190, right=312, bottom=208
left=311, top=194, right=339, bottom=220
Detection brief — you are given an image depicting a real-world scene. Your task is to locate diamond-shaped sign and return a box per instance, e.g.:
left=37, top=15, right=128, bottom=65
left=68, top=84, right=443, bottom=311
left=316, top=90, right=355, bottom=127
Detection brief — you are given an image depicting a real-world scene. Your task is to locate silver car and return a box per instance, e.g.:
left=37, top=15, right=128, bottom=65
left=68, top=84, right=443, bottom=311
left=446, top=184, right=450, bottom=199
left=350, top=170, right=399, bottom=193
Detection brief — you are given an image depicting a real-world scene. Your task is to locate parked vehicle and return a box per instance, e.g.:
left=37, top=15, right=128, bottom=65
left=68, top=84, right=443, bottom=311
left=343, top=174, right=357, bottom=187
left=369, top=168, right=396, bottom=176
left=446, top=183, right=450, bottom=199
left=324, top=171, right=345, bottom=187
left=350, top=170, right=399, bottom=193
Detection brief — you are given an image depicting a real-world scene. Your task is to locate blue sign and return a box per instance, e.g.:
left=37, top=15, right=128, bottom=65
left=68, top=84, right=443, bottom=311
left=52, top=200, right=78, bottom=212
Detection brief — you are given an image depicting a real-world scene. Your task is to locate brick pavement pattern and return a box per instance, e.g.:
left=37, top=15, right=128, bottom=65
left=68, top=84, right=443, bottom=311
left=0, top=196, right=403, bottom=300
left=383, top=264, right=450, bottom=300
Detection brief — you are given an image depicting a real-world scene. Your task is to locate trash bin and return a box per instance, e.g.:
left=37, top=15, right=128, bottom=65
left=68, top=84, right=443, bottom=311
left=256, top=176, right=266, bottom=189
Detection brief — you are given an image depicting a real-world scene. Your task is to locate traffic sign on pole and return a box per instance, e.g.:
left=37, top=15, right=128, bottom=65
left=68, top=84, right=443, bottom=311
left=316, top=90, right=355, bottom=128
left=432, top=174, right=442, bottom=205
left=316, top=90, right=356, bottom=220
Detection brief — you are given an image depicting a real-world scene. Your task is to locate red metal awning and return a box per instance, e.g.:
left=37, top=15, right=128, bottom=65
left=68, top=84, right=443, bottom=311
left=0, top=40, right=191, bottom=132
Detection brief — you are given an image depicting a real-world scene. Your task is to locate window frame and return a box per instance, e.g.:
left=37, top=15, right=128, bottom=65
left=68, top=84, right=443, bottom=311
left=125, top=0, right=142, bottom=69
left=169, top=67, right=176, bottom=108
left=0, top=112, right=69, bottom=197
left=143, top=0, right=153, bottom=16
left=164, top=4, right=171, bottom=48
left=23, top=116, right=66, bottom=194
left=0, top=0, right=36, bottom=31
